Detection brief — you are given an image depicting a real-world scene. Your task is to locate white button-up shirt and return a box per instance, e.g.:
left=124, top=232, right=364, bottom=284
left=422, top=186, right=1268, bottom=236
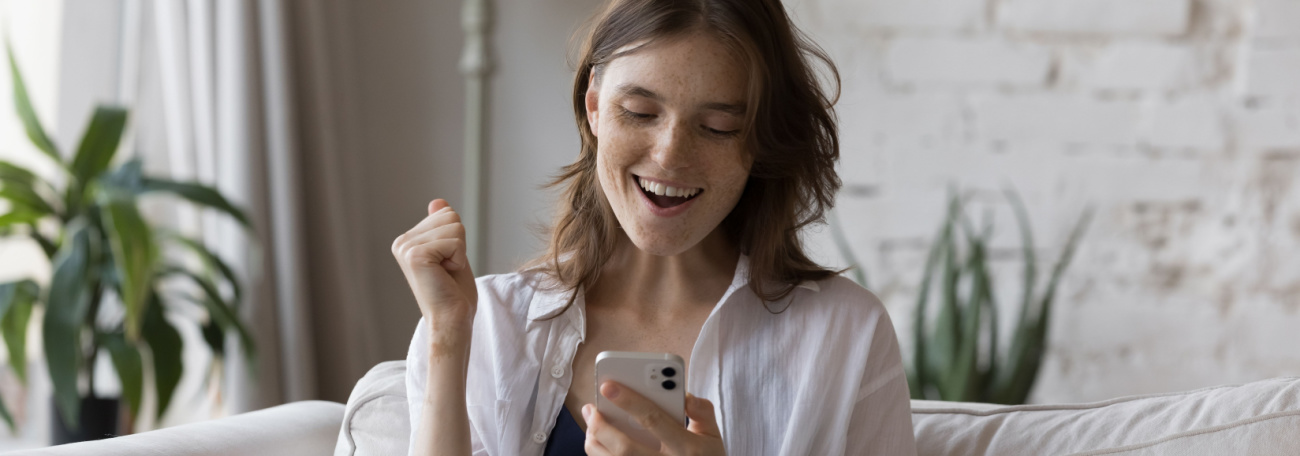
left=406, top=255, right=917, bottom=455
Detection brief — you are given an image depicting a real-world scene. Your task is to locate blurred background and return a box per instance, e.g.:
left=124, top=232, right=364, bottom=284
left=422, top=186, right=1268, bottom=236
left=0, top=0, right=1298, bottom=450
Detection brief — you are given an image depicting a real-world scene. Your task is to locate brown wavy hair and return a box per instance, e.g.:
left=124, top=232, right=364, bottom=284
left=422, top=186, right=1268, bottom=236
left=526, top=0, right=843, bottom=308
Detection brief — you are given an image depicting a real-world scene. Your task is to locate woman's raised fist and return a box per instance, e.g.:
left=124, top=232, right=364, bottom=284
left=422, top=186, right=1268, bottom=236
left=391, top=199, right=478, bottom=328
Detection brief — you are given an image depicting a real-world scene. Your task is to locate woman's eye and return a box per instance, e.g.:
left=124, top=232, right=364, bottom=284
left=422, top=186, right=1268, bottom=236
left=705, top=126, right=740, bottom=137
left=618, top=106, right=655, bottom=121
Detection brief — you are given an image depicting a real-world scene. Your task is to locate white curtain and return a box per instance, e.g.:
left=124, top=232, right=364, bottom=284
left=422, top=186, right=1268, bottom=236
left=131, top=0, right=380, bottom=419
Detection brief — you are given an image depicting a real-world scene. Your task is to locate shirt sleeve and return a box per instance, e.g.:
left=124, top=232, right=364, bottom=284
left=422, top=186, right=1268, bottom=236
left=406, top=317, right=429, bottom=455
left=846, top=311, right=918, bottom=455
left=405, top=317, right=488, bottom=455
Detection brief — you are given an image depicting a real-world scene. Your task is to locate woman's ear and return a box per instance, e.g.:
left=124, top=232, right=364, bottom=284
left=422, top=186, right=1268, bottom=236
left=585, top=73, right=600, bottom=136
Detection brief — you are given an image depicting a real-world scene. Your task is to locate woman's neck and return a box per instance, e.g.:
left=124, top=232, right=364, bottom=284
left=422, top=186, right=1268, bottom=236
left=587, top=228, right=739, bottom=318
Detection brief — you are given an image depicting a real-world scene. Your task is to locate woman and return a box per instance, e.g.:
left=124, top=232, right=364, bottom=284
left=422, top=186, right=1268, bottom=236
left=395, top=0, right=916, bottom=454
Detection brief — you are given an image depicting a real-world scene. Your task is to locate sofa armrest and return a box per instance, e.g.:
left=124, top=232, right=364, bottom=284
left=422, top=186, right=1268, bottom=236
left=9, top=400, right=344, bottom=456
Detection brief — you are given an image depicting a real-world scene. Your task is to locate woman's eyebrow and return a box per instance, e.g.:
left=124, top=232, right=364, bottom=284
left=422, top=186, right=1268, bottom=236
left=700, top=101, right=746, bottom=116
left=615, top=83, right=661, bottom=101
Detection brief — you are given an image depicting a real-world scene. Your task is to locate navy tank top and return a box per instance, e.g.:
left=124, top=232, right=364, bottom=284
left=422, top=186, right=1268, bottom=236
left=542, top=405, right=588, bottom=456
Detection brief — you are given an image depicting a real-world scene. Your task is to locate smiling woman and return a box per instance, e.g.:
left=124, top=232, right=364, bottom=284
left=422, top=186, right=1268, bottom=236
left=396, top=0, right=916, bottom=455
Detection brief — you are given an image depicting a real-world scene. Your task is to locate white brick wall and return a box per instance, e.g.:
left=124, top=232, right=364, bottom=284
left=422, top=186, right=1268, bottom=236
left=1246, top=48, right=1300, bottom=98
left=817, top=0, right=986, bottom=32
left=1143, top=96, right=1226, bottom=150
left=793, top=0, right=1300, bottom=404
left=1235, top=104, right=1300, bottom=150
left=974, top=94, right=1142, bottom=144
left=884, top=37, right=1052, bottom=86
left=1063, top=42, right=1203, bottom=92
left=1256, top=0, right=1300, bottom=39
left=997, top=0, right=1192, bottom=36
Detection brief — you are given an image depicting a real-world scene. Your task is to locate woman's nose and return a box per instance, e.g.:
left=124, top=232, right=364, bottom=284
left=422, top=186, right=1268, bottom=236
left=650, top=122, right=692, bottom=170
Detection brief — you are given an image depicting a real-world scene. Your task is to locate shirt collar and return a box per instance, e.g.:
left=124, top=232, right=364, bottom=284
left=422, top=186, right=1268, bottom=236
left=525, top=253, right=819, bottom=322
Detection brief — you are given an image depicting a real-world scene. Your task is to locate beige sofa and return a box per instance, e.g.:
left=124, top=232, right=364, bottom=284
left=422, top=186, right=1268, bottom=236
left=13, top=361, right=1300, bottom=455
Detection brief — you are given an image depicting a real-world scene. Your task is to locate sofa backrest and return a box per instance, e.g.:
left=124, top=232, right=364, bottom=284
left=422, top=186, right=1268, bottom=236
left=340, top=361, right=1300, bottom=456
left=913, top=377, right=1300, bottom=455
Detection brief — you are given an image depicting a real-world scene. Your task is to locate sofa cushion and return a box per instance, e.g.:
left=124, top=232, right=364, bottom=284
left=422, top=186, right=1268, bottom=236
left=912, top=377, right=1300, bottom=456
left=335, top=361, right=410, bottom=456
left=14, top=401, right=344, bottom=456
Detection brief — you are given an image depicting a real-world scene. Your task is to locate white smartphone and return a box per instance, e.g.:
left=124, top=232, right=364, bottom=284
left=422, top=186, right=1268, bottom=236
left=594, top=351, right=687, bottom=449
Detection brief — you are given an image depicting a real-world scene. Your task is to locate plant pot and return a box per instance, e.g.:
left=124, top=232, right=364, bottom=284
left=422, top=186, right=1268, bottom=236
left=50, top=395, right=120, bottom=445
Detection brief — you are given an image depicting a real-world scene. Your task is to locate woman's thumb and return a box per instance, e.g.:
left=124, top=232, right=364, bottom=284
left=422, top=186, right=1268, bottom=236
left=428, top=198, right=450, bottom=215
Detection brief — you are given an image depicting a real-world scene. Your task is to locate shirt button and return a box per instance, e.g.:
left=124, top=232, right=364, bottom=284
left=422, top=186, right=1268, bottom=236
left=533, top=431, right=547, bottom=443
left=551, top=366, right=564, bottom=378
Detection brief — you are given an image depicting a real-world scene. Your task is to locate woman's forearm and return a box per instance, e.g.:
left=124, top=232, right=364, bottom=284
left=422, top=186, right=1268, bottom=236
left=412, top=319, right=474, bottom=456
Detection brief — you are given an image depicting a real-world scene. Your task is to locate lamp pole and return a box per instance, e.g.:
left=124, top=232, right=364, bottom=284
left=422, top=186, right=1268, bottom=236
left=460, top=0, right=490, bottom=274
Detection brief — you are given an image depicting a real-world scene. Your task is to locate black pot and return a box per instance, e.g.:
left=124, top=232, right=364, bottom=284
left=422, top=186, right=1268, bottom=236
left=50, top=395, right=120, bottom=445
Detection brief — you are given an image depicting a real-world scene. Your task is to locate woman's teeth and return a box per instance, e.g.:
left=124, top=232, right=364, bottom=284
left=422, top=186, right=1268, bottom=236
left=638, top=176, right=700, bottom=198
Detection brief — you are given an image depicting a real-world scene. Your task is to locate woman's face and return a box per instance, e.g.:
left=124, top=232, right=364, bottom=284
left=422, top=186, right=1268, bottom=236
left=587, top=31, right=753, bottom=257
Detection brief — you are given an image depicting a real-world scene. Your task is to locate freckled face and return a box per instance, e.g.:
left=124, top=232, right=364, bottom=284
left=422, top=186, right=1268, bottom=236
left=586, top=32, right=753, bottom=256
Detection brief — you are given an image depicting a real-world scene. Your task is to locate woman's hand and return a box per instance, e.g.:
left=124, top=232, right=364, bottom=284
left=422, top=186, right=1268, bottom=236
left=391, top=199, right=478, bottom=328
left=582, top=382, right=726, bottom=455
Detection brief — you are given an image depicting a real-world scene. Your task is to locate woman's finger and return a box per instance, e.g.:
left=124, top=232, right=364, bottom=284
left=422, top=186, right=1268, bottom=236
left=401, top=205, right=460, bottom=240
left=584, top=436, right=613, bottom=456
left=428, top=198, right=449, bottom=215
left=584, top=404, right=648, bottom=455
left=402, top=222, right=468, bottom=261
left=599, top=381, right=692, bottom=452
left=685, top=393, right=721, bottom=438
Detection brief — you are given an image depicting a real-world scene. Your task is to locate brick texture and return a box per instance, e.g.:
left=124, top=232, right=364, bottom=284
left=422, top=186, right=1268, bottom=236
left=817, top=0, right=986, bottom=32
left=1247, top=49, right=1300, bottom=98
left=786, top=0, right=1300, bottom=405
left=885, top=37, right=1052, bottom=86
left=997, top=0, right=1192, bottom=36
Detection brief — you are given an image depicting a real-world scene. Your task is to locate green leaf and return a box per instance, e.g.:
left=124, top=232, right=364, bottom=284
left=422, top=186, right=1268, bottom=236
left=43, top=223, right=95, bottom=428
left=167, top=233, right=243, bottom=306
left=991, top=206, right=1093, bottom=405
left=6, top=43, right=61, bottom=166
left=930, top=218, right=963, bottom=401
left=981, top=274, right=1000, bottom=400
left=946, top=223, right=988, bottom=402
left=101, top=158, right=143, bottom=194
left=29, top=228, right=56, bottom=259
left=70, top=106, right=129, bottom=186
left=1009, top=207, right=1093, bottom=404
left=0, top=161, right=59, bottom=220
left=201, top=320, right=225, bottom=358
left=103, top=333, right=143, bottom=419
left=0, top=181, right=56, bottom=215
left=0, top=210, right=42, bottom=230
left=0, top=159, right=41, bottom=187
left=1004, top=188, right=1038, bottom=332
left=0, top=280, right=39, bottom=384
left=912, top=194, right=961, bottom=400
left=140, top=178, right=252, bottom=230
left=162, top=268, right=256, bottom=375
left=141, top=291, right=182, bottom=421
left=0, top=395, right=13, bottom=434
left=102, top=200, right=157, bottom=342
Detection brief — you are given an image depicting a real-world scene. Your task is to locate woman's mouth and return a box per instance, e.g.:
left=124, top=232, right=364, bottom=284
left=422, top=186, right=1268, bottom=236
left=635, top=175, right=702, bottom=208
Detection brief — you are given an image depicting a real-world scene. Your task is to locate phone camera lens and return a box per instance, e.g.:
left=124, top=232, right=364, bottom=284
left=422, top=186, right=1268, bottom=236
left=661, top=367, right=676, bottom=377
left=662, top=380, right=677, bottom=390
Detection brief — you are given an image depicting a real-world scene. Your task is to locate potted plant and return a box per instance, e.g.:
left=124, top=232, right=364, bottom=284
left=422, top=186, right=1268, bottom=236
left=904, top=190, right=1091, bottom=403
left=0, top=44, right=255, bottom=443
left=832, top=188, right=1091, bottom=404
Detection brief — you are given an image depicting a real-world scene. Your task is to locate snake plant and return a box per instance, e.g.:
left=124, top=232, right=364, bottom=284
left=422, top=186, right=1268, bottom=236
left=907, top=190, right=1092, bottom=404
left=0, top=44, right=255, bottom=433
